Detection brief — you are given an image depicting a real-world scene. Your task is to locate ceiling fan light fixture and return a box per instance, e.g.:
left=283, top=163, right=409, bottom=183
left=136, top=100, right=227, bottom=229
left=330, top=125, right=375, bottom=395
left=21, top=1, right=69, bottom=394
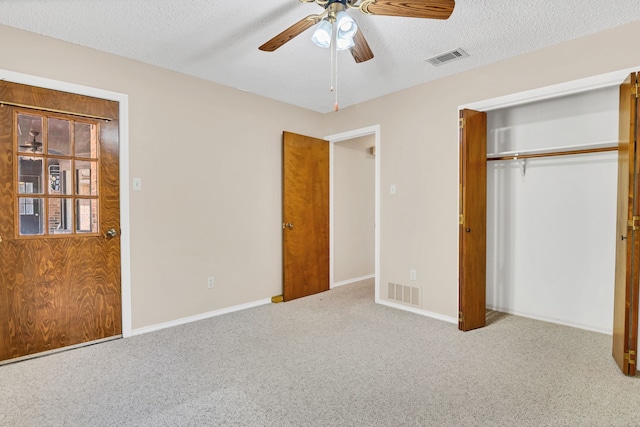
left=311, top=19, right=332, bottom=48
left=335, top=11, right=357, bottom=40
left=336, top=36, right=354, bottom=50
left=312, top=18, right=355, bottom=50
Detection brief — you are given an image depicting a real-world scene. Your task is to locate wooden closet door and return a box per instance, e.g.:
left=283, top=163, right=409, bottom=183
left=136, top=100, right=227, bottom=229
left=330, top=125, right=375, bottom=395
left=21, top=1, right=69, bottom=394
left=612, top=72, right=640, bottom=375
left=458, top=109, right=487, bottom=331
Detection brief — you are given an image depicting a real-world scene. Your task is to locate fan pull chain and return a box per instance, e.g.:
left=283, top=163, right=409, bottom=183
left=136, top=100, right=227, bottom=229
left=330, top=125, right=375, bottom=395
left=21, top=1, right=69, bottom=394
left=330, top=20, right=339, bottom=111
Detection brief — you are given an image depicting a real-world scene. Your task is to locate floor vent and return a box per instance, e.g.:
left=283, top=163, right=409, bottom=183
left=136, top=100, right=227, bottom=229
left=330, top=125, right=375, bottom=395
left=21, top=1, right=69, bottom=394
left=387, top=282, right=420, bottom=307
left=425, top=48, right=469, bottom=66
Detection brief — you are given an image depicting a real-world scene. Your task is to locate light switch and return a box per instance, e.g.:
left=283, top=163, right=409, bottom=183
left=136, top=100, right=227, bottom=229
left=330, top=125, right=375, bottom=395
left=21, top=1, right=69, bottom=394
left=390, top=184, right=396, bottom=195
left=133, top=178, right=142, bottom=191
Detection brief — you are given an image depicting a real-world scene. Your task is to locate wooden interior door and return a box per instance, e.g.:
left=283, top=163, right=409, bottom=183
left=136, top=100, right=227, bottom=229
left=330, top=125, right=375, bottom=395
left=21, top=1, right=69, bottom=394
left=0, top=81, right=121, bottom=363
left=458, top=108, right=487, bottom=331
left=282, top=131, right=329, bottom=301
left=612, top=72, right=640, bottom=376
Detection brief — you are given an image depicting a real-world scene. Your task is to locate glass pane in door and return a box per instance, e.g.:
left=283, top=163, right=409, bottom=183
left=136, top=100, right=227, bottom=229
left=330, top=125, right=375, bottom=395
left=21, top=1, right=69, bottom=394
left=18, top=197, right=44, bottom=235
left=48, top=159, right=72, bottom=195
left=76, top=199, right=98, bottom=233
left=48, top=118, right=71, bottom=156
left=49, top=198, right=73, bottom=234
left=75, top=160, right=98, bottom=195
left=18, top=157, right=44, bottom=195
left=75, top=122, right=97, bottom=158
left=17, top=114, right=43, bottom=154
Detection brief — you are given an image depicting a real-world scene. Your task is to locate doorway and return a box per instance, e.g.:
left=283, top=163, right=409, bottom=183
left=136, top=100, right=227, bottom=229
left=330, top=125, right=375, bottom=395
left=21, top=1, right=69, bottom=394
left=326, top=125, right=380, bottom=301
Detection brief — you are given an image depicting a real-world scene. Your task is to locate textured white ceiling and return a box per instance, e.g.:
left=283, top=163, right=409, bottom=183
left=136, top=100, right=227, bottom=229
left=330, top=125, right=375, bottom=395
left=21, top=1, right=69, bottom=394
left=1, top=0, right=640, bottom=113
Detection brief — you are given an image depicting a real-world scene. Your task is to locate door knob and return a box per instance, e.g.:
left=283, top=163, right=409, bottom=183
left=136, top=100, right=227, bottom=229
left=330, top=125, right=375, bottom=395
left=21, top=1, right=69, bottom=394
left=282, top=223, right=293, bottom=230
left=466, top=228, right=471, bottom=233
left=104, top=228, right=118, bottom=238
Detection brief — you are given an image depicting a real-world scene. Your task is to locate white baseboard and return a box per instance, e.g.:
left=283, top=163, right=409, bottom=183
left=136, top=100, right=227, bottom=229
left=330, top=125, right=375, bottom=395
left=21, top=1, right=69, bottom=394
left=131, top=298, right=272, bottom=336
left=486, top=305, right=612, bottom=335
left=377, top=299, right=458, bottom=324
left=331, top=274, right=375, bottom=289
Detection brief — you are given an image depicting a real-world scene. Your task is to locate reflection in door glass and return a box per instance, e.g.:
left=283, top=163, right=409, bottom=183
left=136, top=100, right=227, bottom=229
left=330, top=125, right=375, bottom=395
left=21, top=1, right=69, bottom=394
left=18, top=157, right=44, bottom=195
left=75, top=122, right=97, bottom=158
left=17, top=114, right=43, bottom=154
left=75, top=160, right=98, bottom=195
left=19, top=198, right=44, bottom=235
left=14, top=112, right=101, bottom=237
left=49, top=198, right=73, bottom=234
left=48, top=159, right=72, bottom=195
left=48, top=118, right=71, bottom=156
left=76, top=199, right=98, bottom=233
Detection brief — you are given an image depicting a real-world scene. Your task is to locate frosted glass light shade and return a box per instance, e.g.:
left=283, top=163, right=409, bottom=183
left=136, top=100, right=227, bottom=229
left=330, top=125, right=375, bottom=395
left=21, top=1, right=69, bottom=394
left=336, top=37, right=354, bottom=50
left=336, top=11, right=357, bottom=40
left=312, top=13, right=357, bottom=51
left=311, top=20, right=332, bottom=48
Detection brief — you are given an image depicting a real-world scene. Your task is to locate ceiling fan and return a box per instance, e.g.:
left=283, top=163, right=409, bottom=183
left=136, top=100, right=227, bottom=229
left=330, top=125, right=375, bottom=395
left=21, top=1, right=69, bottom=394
left=19, top=131, right=43, bottom=153
left=259, top=0, right=456, bottom=63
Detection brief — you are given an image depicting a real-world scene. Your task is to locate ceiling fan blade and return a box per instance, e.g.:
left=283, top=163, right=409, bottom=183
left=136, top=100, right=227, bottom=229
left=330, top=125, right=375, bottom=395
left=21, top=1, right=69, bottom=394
left=360, top=0, right=454, bottom=20
left=259, top=14, right=323, bottom=52
left=350, top=29, right=374, bottom=63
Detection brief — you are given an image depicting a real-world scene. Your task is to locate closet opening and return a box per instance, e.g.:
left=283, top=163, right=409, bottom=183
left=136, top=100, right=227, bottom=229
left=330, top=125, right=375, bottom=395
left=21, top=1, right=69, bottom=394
left=485, top=87, right=619, bottom=334
left=457, top=67, right=640, bottom=376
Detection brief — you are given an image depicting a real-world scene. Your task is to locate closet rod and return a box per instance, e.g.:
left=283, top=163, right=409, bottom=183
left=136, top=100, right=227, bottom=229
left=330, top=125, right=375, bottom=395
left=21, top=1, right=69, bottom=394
left=487, top=146, right=618, bottom=162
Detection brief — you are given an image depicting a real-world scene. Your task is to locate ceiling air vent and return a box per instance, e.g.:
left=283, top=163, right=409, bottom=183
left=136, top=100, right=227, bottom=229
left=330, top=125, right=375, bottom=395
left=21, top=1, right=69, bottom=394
left=425, top=48, right=469, bottom=66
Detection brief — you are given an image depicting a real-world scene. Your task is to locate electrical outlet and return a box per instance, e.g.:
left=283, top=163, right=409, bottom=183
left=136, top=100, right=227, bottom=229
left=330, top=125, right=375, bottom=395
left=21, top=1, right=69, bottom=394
left=410, top=269, right=417, bottom=281
left=207, top=276, right=215, bottom=289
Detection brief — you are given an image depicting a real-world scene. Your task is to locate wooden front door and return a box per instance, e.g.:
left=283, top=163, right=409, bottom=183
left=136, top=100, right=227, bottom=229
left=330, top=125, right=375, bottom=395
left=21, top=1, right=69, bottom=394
left=458, top=108, right=487, bottom=331
left=0, top=81, right=121, bottom=363
left=612, top=72, right=640, bottom=376
left=282, top=131, right=329, bottom=301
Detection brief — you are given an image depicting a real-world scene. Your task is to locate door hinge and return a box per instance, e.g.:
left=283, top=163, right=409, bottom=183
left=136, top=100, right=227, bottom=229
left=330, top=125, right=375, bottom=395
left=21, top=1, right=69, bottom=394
left=625, top=350, right=636, bottom=365
left=459, top=118, right=465, bottom=129
left=458, top=311, right=464, bottom=323
left=628, top=216, right=640, bottom=230
left=459, top=214, right=464, bottom=225
left=633, top=83, right=639, bottom=98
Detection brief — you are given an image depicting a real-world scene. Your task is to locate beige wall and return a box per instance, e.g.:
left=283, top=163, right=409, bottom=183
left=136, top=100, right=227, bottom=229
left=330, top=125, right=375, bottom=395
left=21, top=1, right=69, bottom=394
left=0, top=25, right=324, bottom=329
left=333, top=135, right=375, bottom=283
left=1, top=19, right=640, bottom=329
left=324, top=20, right=640, bottom=319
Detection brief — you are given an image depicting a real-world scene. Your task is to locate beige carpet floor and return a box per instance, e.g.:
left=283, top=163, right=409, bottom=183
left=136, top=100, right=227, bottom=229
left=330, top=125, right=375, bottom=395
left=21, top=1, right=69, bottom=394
left=1, top=278, right=640, bottom=426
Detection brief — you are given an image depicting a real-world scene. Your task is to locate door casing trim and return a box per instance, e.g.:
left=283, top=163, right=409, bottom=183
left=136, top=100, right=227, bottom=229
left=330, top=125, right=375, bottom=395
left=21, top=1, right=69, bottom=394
left=460, top=66, right=640, bottom=112
left=0, top=68, right=132, bottom=337
left=325, top=125, right=380, bottom=303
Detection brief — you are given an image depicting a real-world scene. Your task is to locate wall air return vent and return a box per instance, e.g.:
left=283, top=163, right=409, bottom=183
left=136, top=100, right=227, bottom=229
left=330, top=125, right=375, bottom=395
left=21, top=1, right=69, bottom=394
left=387, top=282, right=421, bottom=307
left=425, top=48, right=469, bottom=66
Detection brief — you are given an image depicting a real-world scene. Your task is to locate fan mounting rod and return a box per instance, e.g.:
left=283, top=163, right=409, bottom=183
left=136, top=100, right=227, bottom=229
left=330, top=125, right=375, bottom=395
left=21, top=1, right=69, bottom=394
left=300, top=0, right=351, bottom=16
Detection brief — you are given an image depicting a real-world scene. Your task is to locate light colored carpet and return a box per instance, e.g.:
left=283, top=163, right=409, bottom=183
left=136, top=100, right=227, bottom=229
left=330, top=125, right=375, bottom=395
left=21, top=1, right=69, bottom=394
left=1, top=278, right=640, bottom=426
